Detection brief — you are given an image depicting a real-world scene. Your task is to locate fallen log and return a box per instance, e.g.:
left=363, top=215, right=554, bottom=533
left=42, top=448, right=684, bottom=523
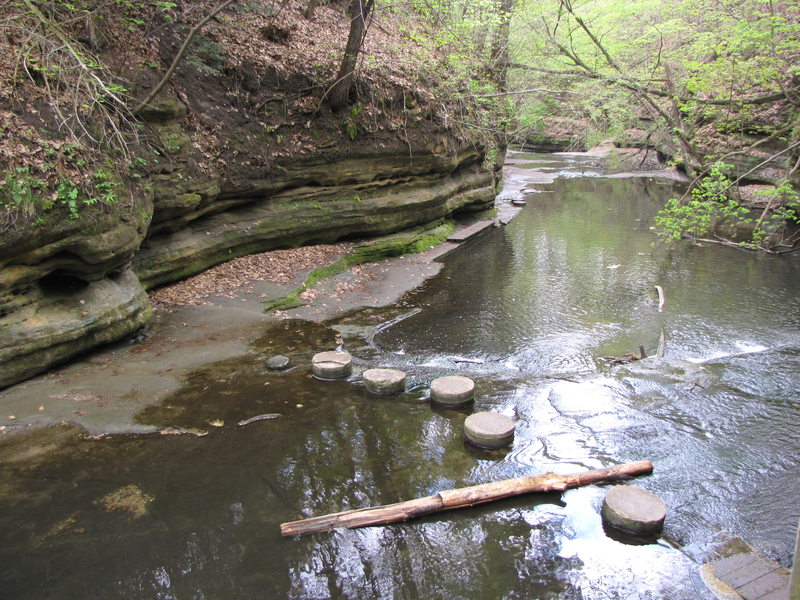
left=280, top=460, right=653, bottom=537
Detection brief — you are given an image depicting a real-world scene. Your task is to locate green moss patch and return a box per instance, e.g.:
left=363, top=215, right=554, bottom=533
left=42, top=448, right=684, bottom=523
left=262, top=220, right=455, bottom=312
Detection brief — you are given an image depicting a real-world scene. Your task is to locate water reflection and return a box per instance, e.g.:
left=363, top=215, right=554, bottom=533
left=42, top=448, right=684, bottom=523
left=1, top=153, right=798, bottom=598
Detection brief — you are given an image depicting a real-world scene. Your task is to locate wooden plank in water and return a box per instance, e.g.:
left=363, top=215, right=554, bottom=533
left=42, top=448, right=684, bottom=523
left=446, top=220, right=496, bottom=243
left=711, top=552, right=791, bottom=600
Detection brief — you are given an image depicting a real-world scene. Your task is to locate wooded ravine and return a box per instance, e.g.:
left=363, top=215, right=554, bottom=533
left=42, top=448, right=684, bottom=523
left=0, top=0, right=798, bottom=386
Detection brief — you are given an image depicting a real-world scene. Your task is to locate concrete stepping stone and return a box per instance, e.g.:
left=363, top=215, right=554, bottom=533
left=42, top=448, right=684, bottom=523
left=311, top=351, right=352, bottom=380
left=266, top=355, right=290, bottom=370
left=601, top=485, right=667, bottom=536
left=464, top=412, right=515, bottom=448
left=429, top=375, right=475, bottom=406
left=363, top=368, right=406, bottom=394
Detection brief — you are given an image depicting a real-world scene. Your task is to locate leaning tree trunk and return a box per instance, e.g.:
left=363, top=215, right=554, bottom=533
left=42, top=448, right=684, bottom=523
left=329, top=0, right=374, bottom=112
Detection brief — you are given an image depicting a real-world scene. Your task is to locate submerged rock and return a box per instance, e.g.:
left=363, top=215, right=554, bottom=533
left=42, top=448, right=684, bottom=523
left=618, top=356, right=718, bottom=389
left=94, top=484, right=153, bottom=519
left=266, top=355, right=290, bottom=370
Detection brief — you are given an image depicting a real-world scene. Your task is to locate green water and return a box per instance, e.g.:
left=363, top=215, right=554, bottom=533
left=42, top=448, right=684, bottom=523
left=2, top=153, right=799, bottom=599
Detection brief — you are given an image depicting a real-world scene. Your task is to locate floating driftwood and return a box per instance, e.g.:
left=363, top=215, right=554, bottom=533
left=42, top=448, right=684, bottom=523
left=159, top=427, right=208, bottom=437
left=238, top=413, right=280, bottom=426
left=603, top=344, right=647, bottom=365
left=655, top=285, right=665, bottom=311
left=281, top=460, right=653, bottom=537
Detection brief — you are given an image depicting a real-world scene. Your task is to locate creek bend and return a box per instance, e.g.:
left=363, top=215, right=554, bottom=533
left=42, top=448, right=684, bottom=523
left=1, top=152, right=799, bottom=599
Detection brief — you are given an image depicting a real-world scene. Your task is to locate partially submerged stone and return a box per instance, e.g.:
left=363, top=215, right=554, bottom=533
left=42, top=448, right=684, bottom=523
left=312, top=351, right=352, bottom=380
left=601, top=485, right=667, bottom=536
left=266, top=355, right=290, bottom=370
left=363, top=368, right=406, bottom=394
left=94, top=484, right=153, bottom=519
left=430, top=375, right=475, bottom=406
left=464, top=412, right=515, bottom=448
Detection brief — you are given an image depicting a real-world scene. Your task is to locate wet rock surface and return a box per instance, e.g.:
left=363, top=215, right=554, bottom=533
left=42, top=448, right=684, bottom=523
left=362, top=368, right=406, bottom=394
left=311, top=351, right=353, bottom=380
left=601, top=485, right=667, bottom=536
left=463, top=412, right=515, bottom=448
left=430, top=375, right=475, bottom=406
left=266, top=355, right=290, bottom=370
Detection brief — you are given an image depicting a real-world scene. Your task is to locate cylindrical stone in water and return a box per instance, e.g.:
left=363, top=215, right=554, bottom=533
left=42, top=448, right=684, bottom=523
left=311, top=351, right=352, bottom=380
left=266, top=355, right=290, bottom=370
left=363, top=368, right=406, bottom=394
left=464, top=412, right=515, bottom=448
left=429, top=375, right=475, bottom=406
left=601, top=485, right=667, bottom=536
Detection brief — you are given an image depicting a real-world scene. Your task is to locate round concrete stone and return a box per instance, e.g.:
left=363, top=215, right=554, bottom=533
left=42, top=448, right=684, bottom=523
left=430, top=376, right=475, bottom=406
left=601, top=485, right=667, bottom=536
left=464, top=412, right=515, bottom=448
left=266, top=355, right=290, bottom=370
left=311, top=351, right=353, bottom=380
left=363, top=368, right=406, bottom=394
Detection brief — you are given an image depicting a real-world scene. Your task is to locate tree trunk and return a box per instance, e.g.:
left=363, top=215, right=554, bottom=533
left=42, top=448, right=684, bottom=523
left=329, top=0, right=374, bottom=112
left=304, top=0, right=319, bottom=20
left=281, top=460, right=653, bottom=536
left=489, top=0, right=515, bottom=91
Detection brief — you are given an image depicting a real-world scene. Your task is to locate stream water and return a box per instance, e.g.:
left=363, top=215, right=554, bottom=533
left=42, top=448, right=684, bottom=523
left=2, top=152, right=800, bottom=599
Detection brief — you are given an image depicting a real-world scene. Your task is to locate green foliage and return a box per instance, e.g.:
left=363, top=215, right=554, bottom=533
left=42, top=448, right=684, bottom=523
left=654, top=162, right=749, bottom=243
left=1, top=163, right=122, bottom=229
left=92, top=169, right=119, bottom=205
left=186, top=36, right=226, bottom=75
left=56, top=178, right=80, bottom=219
left=1, top=167, right=46, bottom=210
left=510, top=0, right=800, bottom=165
left=345, top=120, right=358, bottom=141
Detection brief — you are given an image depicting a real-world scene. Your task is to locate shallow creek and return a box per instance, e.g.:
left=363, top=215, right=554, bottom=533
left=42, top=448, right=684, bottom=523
left=2, top=152, right=800, bottom=599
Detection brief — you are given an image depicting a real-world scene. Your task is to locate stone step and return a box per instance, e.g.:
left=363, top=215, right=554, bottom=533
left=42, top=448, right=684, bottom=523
left=712, top=553, right=791, bottom=600
left=446, top=220, right=497, bottom=243
left=683, top=530, right=792, bottom=600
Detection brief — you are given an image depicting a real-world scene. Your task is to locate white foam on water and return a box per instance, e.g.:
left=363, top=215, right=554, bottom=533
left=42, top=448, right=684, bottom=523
left=735, top=341, right=768, bottom=354
left=685, top=341, right=768, bottom=364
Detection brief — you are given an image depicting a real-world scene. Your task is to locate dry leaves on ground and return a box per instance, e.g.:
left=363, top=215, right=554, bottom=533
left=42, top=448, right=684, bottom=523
left=149, top=244, right=347, bottom=310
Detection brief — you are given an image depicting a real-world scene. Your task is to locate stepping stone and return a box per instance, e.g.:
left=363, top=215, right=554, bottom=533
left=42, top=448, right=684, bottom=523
left=363, top=368, right=406, bottom=394
left=464, top=412, right=515, bottom=448
left=312, top=351, right=352, bottom=380
left=266, top=355, right=290, bottom=370
left=601, top=485, right=667, bottom=536
left=429, top=376, right=475, bottom=406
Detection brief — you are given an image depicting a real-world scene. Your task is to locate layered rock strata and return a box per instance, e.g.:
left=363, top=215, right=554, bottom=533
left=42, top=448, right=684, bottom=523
left=0, top=112, right=497, bottom=389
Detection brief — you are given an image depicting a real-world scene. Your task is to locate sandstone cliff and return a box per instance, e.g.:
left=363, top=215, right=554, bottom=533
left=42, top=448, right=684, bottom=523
left=0, top=1, right=504, bottom=388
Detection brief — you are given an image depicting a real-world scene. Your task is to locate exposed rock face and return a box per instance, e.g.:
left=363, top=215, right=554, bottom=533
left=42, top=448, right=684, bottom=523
left=134, top=138, right=495, bottom=290
left=0, top=269, right=151, bottom=387
left=0, top=103, right=498, bottom=389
